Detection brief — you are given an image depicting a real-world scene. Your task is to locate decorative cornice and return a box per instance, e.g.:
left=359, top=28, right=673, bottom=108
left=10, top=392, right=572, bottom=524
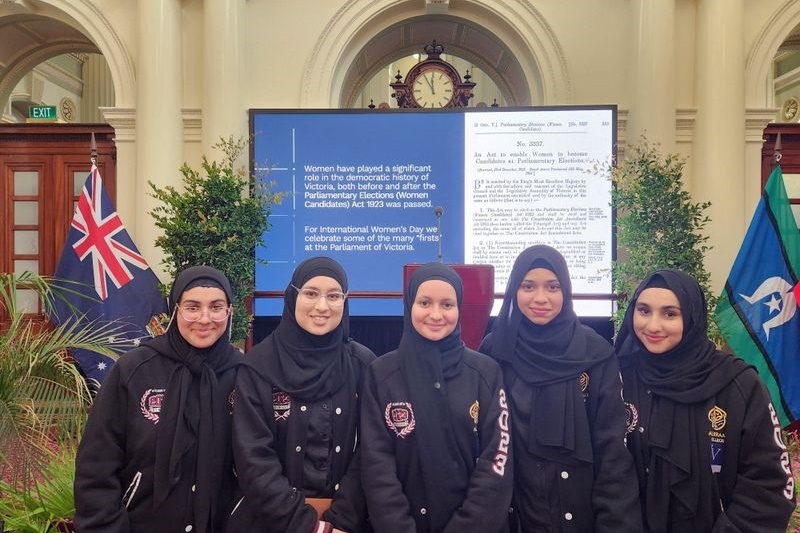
left=616, top=108, right=629, bottom=154
left=182, top=108, right=202, bottom=143
left=745, top=107, right=779, bottom=142
left=675, top=108, right=697, bottom=143
left=100, top=106, right=135, bottom=142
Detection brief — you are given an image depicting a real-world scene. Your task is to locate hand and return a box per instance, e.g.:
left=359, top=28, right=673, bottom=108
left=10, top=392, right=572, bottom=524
left=332, top=529, right=347, bottom=533
left=424, top=72, right=435, bottom=94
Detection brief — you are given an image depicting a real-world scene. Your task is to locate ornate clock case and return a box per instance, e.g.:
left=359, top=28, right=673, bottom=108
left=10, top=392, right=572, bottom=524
left=390, top=40, right=476, bottom=109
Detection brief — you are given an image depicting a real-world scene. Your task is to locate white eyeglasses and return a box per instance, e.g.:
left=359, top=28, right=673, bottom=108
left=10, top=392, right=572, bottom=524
left=291, top=285, right=347, bottom=306
left=177, top=303, right=231, bottom=322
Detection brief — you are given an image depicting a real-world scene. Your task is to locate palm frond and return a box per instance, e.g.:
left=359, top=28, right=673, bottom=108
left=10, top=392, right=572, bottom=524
left=0, top=271, right=131, bottom=488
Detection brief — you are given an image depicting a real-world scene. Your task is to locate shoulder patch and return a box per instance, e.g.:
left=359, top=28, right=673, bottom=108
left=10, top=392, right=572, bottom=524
left=385, top=401, right=416, bottom=438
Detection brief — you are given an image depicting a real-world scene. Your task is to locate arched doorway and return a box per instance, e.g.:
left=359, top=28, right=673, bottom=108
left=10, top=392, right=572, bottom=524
left=0, top=1, right=133, bottom=296
left=301, top=0, right=570, bottom=108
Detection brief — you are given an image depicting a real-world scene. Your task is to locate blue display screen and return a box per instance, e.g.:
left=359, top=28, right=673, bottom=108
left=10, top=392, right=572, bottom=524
left=251, top=107, right=616, bottom=316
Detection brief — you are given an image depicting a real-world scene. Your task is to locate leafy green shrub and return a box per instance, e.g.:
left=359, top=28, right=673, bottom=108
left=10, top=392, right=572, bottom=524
left=149, top=137, right=283, bottom=343
left=609, top=139, right=720, bottom=342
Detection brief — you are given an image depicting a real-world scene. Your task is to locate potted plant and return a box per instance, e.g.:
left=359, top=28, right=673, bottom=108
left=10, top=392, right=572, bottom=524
left=148, top=137, right=283, bottom=344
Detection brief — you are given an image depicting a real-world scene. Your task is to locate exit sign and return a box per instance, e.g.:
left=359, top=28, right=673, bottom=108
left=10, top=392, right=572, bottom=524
left=29, top=105, right=58, bottom=120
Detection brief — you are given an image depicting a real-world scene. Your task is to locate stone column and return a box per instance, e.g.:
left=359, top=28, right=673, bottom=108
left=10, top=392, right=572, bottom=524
left=135, top=0, right=183, bottom=273
left=692, top=0, right=745, bottom=291
left=203, top=0, right=246, bottom=154
left=630, top=0, right=676, bottom=152
left=100, top=107, right=136, bottom=231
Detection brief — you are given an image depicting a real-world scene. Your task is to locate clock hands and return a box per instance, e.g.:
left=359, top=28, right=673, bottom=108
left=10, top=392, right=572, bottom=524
left=424, top=72, right=436, bottom=94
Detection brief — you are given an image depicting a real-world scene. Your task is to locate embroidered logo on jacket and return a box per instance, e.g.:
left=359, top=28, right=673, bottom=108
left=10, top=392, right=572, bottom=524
left=469, top=400, right=480, bottom=426
left=624, top=401, right=639, bottom=435
left=707, top=405, right=728, bottom=473
left=707, top=405, right=727, bottom=431
left=273, top=391, right=291, bottom=421
left=768, top=402, right=795, bottom=499
left=579, top=372, right=590, bottom=400
left=385, top=402, right=416, bottom=438
left=492, top=388, right=510, bottom=476
left=140, top=388, right=166, bottom=424
left=228, top=390, right=236, bottom=414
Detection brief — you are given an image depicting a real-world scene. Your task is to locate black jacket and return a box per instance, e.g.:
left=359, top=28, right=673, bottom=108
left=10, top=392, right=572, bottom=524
left=227, top=340, right=375, bottom=533
left=73, top=346, right=238, bottom=533
left=622, top=364, right=795, bottom=532
left=481, top=332, right=642, bottom=533
left=360, top=347, right=513, bottom=533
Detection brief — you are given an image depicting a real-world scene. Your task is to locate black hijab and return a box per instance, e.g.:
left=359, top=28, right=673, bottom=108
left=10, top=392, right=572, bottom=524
left=615, top=269, right=750, bottom=531
left=399, top=262, right=468, bottom=533
left=490, top=245, right=612, bottom=462
left=616, top=269, right=748, bottom=400
left=252, top=256, right=352, bottom=401
left=147, top=266, right=241, bottom=533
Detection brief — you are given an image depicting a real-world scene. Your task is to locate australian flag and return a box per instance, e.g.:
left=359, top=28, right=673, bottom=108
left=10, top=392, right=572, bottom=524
left=715, top=165, right=800, bottom=427
left=52, top=163, right=167, bottom=388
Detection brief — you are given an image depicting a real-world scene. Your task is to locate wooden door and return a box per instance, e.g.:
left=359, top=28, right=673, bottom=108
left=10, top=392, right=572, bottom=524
left=0, top=124, right=116, bottom=319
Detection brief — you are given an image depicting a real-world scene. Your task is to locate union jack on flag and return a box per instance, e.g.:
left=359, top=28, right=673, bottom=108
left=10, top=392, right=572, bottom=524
left=53, top=163, right=167, bottom=386
left=70, top=164, right=150, bottom=299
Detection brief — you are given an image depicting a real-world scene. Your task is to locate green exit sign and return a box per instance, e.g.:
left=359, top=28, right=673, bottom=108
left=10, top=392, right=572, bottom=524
left=29, top=105, right=57, bottom=120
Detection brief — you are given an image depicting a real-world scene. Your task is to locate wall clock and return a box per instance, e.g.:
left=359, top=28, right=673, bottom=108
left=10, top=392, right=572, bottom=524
left=390, top=40, right=475, bottom=109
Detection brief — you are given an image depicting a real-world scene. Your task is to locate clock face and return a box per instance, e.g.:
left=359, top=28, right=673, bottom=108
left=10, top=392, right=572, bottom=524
left=412, top=67, right=454, bottom=108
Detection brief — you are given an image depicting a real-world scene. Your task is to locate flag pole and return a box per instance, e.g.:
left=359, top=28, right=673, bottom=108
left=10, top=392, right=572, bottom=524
left=774, top=132, right=782, bottom=165
left=90, top=132, right=97, bottom=166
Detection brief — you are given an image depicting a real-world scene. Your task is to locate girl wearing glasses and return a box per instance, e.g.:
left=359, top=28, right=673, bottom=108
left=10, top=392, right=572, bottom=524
left=479, top=245, right=641, bottom=532
left=228, top=256, right=375, bottom=533
left=74, top=266, right=242, bottom=533
left=615, top=269, right=794, bottom=532
left=360, top=262, right=513, bottom=533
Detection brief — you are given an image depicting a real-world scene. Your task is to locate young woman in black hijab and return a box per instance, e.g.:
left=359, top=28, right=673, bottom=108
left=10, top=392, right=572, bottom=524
left=74, top=265, right=242, bottom=533
left=616, top=269, right=795, bottom=533
left=480, top=245, right=641, bottom=532
left=228, top=256, right=375, bottom=533
left=361, top=262, right=512, bottom=533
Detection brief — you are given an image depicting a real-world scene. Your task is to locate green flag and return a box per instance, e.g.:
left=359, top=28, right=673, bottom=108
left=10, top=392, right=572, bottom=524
left=714, top=166, right=800, bottom=427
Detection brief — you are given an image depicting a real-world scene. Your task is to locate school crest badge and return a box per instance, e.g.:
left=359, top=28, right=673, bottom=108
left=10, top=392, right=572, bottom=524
left=140, top=388, right=166, bottom=424
left=385, top=401, right=416, bottom=438
left=579, top=372, right=590, bottom=399
left=708, top=405, right=727, bottom=431
left=273, top=391, right=292, bottom=421
left=469, top=400, right=480, bottom=426
left=624, top=401, right=639, bottom=434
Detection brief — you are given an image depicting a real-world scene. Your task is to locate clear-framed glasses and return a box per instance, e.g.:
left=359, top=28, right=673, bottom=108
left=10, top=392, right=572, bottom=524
left=291, top=284, right=347, bottom=306
left=177, top=303, right=232, bottom=322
